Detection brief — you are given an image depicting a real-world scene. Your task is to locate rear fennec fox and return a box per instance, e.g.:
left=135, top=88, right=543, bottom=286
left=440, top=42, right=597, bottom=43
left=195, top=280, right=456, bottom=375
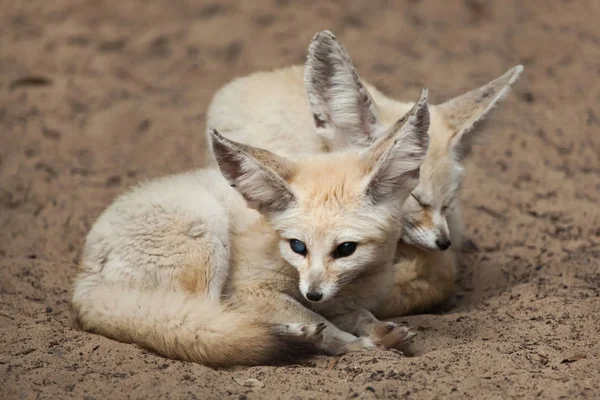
left=72, top=94, right=431, bottom=367
left=207, top=30, right=523, bottom=318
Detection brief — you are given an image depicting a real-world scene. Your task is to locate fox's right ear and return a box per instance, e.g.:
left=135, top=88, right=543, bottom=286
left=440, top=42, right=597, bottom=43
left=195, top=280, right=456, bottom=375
left=304, top=30, right=382, bottom=150
left=363, top=90, right=430, bottom=204
left=210, top=129, right=297, bottom=215
left=436, top=65, right=524, bottom=161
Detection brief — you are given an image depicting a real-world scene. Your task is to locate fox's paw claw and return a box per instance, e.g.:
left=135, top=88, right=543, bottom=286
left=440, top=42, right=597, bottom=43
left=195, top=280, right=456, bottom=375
left=281, top=322, right=326, bottom=345
left=375, top=323, right=416, bottom=352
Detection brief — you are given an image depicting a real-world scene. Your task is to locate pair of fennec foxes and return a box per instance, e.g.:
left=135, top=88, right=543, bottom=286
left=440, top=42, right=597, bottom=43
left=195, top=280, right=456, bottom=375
left=73, top=31, right=523, bottom=367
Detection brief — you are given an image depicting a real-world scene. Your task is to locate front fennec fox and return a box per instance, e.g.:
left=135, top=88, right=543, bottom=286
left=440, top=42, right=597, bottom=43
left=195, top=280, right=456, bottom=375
left=72, top=95, right=431, bottom=367
left=207, top=30, right=523, bottom=317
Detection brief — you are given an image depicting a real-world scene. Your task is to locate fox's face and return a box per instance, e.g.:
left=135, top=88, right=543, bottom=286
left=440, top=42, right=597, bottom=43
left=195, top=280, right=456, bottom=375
left=212, top=92, right=430, bottom=303
left=271, top=157, right=405, bottom=302
left=401, top=144, right=464, bottom=250
left=301, top=30, right=523, bottom=252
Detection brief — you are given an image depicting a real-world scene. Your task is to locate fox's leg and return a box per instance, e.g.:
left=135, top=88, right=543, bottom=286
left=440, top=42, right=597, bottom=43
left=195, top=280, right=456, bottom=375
left=330, top=309, right=416, bottom=352
left=249, top=293, right=380, bottom=355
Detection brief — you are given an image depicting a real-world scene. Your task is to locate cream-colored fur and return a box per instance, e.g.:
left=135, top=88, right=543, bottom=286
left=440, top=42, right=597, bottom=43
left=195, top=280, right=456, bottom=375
left=72, top=99, right=430, bottom=367
left=206, top=30, right=523, bottom=317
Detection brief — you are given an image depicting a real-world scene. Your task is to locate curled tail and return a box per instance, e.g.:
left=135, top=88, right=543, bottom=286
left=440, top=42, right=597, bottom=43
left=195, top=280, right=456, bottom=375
left=72, top=275, right=317, bottom=367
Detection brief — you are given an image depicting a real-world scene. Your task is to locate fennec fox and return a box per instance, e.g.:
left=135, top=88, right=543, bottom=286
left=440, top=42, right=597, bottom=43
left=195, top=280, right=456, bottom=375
left=72, top=94, right=430, bottom=367
left=207, top=30, right=523, bottom=317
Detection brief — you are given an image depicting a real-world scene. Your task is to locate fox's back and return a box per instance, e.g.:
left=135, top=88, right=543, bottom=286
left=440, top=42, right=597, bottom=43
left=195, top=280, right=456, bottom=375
left=207, top=66, right=326, bottom=158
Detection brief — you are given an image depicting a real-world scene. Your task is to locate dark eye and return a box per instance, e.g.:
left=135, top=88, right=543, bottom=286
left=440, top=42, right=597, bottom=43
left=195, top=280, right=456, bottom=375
left=290, top=239, right=307, bottom=256
left=333, top=242, right=358, bottom=258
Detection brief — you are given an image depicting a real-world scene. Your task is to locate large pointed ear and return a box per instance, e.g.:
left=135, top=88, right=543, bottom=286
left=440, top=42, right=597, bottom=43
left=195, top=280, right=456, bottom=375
left=363, top=89, right=430, bottom=204
left=210, top=129, right=296, bottom=215
left=435, top=65, right=524, bottom=161
left=304, top=30, right=382, bottom=149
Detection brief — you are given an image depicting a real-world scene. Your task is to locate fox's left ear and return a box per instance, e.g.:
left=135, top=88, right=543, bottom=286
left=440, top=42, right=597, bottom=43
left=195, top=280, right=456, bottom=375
left=304, top=30, right=383, bottom=149
left=364, top=89, right=430, bottom=204
left=210, top=129, right=297, bottom=215
left=435, top=65, right=524, bottom=161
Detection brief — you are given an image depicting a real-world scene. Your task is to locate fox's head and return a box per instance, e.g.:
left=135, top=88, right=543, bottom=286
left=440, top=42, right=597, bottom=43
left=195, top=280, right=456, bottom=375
left=211, top=92, right=430, bottom=303
left=304, top=30, right=523, bottom=251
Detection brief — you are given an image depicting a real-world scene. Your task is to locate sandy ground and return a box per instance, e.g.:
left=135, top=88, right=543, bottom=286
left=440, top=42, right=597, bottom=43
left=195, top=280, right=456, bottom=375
left=1, top=0, right=599, bottom=398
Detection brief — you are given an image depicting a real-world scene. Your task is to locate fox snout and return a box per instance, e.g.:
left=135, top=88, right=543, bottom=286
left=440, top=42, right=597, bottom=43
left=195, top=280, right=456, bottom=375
left=305, top=288, right=323, bottom=302
left=402, top=211, right=452, bottom=251
left=403, top=228, right=451, bottom=251
left=301, top=278, right=328, bottom=303
left=299, top=267, right=337, bottom=303
left=300, top=281, right=326, bottom=303
left=435, top=236, right=451, bottom=250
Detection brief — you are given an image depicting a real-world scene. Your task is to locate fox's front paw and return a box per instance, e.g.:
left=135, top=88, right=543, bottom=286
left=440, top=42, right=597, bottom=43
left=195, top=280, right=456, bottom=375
left=280, top=322, right=327, bottom=346
left=370, top=322, right=416, bottom=353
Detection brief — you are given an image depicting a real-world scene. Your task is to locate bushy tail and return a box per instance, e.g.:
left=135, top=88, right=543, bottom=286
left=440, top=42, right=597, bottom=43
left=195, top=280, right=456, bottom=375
left=72, top=276, right=316, bottom=367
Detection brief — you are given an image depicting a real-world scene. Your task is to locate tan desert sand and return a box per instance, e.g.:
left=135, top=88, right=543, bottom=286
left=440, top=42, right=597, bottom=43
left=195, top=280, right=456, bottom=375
left=1, top=1, right=599, bottom=398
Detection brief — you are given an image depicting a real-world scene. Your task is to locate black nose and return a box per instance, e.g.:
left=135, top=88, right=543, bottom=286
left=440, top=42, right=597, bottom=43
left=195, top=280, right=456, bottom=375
left=435, top=238, right=451, bottom=250
left=306, top=291, right=323, bottom=302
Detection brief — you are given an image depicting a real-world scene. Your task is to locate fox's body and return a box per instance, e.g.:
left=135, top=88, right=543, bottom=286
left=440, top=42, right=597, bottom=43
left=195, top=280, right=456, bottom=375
left=207, top=31, right=522, bottom=317
left=73, top=85, right=431, bottom=366
left=207, top=66, right=324, bottom=160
